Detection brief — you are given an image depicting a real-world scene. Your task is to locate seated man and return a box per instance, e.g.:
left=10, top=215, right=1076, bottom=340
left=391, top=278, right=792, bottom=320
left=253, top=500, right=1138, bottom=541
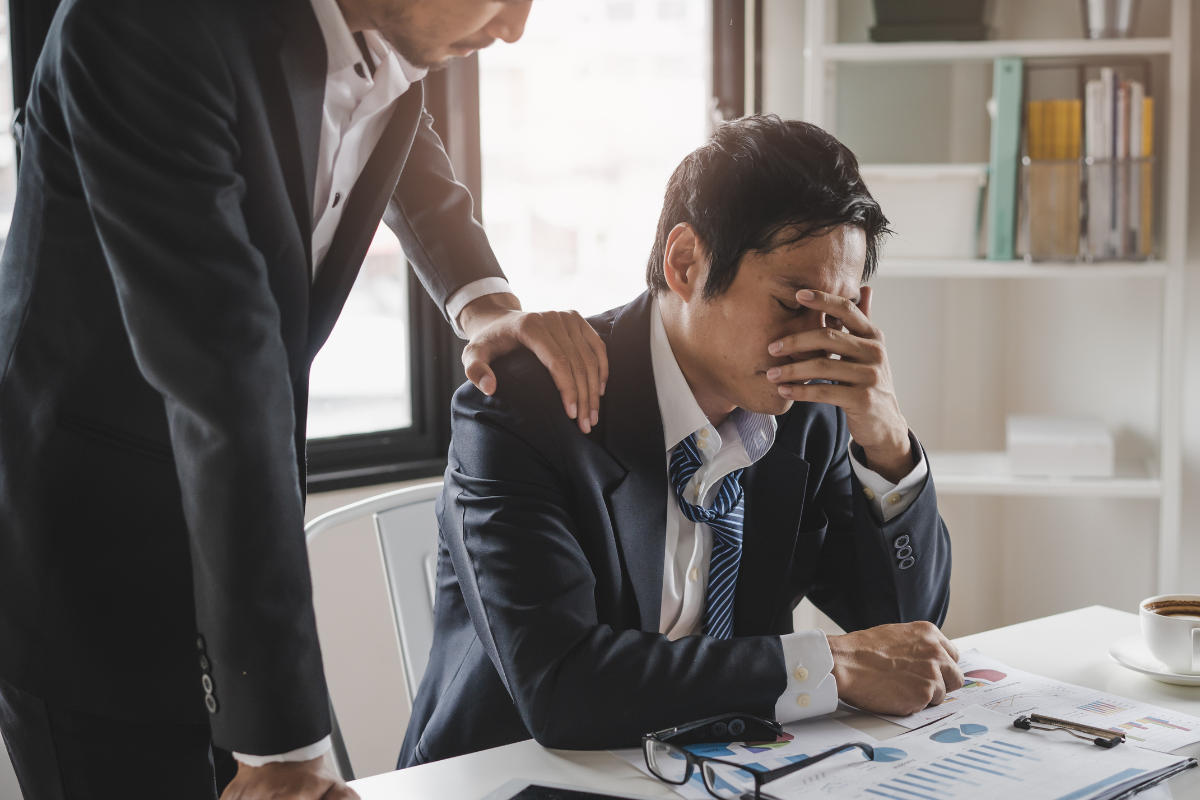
left=400, top=116, right=961, bottom=767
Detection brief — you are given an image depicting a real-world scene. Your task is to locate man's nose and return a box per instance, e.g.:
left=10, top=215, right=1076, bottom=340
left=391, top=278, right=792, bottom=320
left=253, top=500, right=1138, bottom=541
left=486, top=1, right=532, bottom=43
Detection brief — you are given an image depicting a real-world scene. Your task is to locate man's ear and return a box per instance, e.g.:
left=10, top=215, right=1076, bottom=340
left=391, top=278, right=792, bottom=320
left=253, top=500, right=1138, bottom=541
left=662, top=223, right=705, bottom=302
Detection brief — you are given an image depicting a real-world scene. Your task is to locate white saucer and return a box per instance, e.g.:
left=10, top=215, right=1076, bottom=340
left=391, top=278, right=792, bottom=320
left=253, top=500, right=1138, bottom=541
left=1109, top=635, right=1200, bottom=686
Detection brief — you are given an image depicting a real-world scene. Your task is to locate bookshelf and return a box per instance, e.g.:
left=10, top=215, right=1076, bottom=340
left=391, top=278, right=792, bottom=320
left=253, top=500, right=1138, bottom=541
left=799, top=0, right=1191, bottom=594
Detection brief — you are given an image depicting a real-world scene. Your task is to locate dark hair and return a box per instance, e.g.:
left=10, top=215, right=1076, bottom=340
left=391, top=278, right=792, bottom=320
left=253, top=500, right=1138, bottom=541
left=645, top=115, right=889, bottom=298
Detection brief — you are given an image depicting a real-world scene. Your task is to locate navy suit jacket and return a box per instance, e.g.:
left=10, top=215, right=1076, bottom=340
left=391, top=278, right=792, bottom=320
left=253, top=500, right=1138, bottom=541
left=0, top=0, right=503, bottom=755
left=400, top=291, right=951, bottom=767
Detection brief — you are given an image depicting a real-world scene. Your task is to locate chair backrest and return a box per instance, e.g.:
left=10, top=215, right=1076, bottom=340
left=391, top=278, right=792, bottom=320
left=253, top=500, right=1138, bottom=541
left=372, top=487, right=443, bottom=701
left=304, top=480, right=443, bottom=779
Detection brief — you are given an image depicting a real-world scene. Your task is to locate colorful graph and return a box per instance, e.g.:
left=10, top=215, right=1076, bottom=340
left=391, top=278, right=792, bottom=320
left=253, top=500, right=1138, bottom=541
left=1135, top=716, right=1190, bottom=732
left=1077, top=700, right=1127, bottom=716
left=963, top=669, right=1008, bottom=683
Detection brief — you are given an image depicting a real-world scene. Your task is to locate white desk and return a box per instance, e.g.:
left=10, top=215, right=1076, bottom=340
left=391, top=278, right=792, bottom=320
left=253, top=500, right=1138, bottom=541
left=351, top=606, right=1200, bottom=799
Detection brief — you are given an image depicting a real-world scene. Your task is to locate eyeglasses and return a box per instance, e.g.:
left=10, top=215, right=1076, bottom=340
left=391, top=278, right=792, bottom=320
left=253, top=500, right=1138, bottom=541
left=642, top=728, right=874, bottom=800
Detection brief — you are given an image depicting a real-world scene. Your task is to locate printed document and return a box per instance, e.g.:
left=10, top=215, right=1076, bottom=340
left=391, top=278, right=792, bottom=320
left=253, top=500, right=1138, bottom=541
left=868, top=650, right=1200, bottom=753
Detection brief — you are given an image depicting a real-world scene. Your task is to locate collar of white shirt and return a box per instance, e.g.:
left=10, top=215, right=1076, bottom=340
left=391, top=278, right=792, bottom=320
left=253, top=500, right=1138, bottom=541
left=310, top=0, right=427, bottom=84
left=649, top=297, right=777, bottom=471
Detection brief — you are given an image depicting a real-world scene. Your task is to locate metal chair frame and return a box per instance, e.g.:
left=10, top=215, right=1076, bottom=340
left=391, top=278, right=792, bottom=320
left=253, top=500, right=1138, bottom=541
left=304, top=480, right=444, bottom=781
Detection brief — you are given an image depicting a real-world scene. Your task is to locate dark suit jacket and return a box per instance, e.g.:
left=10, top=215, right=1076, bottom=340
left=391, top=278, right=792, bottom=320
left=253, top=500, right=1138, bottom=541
left=400, top=291, right=951, bottom=767
left=0, top=0, right=503, bottom=755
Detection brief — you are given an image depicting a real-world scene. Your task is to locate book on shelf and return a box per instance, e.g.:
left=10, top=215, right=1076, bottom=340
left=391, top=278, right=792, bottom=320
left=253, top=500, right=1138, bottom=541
left=1019, top=67, right=1154, bottom=262
left=986, top=56, right=1023, bottom=261
left=1022, top=98, right=1081, bottom=259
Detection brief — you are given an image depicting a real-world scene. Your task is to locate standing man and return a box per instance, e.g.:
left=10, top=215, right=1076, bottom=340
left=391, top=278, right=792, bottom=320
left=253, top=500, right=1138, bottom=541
left=0, top=1, right=605, bottom=799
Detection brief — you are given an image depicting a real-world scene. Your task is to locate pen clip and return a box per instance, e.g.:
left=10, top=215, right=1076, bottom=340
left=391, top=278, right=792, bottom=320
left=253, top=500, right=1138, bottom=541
left=1013, top=713, right=1125, bottom=748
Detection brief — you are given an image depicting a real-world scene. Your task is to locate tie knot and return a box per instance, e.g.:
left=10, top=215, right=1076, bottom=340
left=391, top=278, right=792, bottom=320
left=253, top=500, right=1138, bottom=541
left=668, top=433, right=743, bottom=524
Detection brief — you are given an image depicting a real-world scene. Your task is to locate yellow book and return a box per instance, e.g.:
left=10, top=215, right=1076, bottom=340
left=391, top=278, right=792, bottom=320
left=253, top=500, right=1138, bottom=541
left=1027, top=101, right=1045, bottom=159
left=1142, top=96, right=1154, bottom=157
left=1065, top=100, right=1075, bottom=159
left=1067, top=99, right=1082, bottom=159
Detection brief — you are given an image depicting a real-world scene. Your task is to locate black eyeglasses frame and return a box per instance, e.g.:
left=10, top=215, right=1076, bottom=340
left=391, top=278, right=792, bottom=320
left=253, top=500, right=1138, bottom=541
left=642, top=733, right=875, bottom=800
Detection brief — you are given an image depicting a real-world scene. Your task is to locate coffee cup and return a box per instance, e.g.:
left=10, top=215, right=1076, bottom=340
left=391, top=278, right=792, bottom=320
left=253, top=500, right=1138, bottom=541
left=1140, top=594, right=1200, bottom=674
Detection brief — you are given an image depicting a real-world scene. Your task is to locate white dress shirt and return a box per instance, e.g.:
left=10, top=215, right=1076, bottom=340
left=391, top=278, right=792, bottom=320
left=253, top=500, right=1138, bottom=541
left=308, top=0, right=427, bottom=274
left=648, top=299, right=926, bottom=723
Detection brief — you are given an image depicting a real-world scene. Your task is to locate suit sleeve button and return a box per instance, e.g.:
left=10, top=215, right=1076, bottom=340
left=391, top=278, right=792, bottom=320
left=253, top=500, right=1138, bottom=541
left=199, top=655, right=210, bottom=672
left=205, top=694, right=218, bottom=713
left=796, top=694, right=811, bottom=708
left=201, top=675, right=213, bottom=693
left=196, top=635, right=206, bottom=652
left=794, top=666, right=809, bottom=682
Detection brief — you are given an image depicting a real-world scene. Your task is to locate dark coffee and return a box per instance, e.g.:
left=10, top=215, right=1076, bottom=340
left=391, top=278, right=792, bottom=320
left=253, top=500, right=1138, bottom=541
left=1145, top=600, right=1200, bottom=620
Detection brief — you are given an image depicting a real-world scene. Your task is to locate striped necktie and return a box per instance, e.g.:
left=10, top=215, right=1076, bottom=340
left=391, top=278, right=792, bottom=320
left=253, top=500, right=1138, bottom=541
left=668, top=432, right=745, bottom=640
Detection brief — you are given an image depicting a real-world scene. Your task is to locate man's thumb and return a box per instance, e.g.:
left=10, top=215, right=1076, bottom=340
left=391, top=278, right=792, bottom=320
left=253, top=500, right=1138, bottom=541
left=465, top=359, right=497, bottom=395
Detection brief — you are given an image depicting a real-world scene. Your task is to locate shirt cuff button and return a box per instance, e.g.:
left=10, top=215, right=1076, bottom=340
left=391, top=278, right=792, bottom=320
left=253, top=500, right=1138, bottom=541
left=796, top=694, right=811, bottom=708
left=794, top=666, right=809, bottom=682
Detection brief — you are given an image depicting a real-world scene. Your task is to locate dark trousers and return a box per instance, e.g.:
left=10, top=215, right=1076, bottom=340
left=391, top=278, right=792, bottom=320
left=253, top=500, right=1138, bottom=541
left=0, top=674, right=237, bottom=800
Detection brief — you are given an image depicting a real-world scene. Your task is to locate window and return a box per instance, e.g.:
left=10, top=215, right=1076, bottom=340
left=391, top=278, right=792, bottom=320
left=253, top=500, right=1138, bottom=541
left=478, top=0, right=710, bottom=317
left=308, top=225, right=412, bottom=440
left=305, top=62, right=480, bottom=492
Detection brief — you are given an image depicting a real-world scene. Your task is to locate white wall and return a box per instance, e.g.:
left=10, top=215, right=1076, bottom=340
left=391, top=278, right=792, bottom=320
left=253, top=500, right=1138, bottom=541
left=763, top=0, right=1198, bottom=638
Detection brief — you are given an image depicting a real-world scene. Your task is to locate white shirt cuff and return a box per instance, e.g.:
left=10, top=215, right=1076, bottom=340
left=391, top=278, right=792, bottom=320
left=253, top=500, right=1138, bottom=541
left=774, top=630, right=838, bottom=723
left=232, top=735, right=332, bottom=767
left=848, top=434, right=929, bottom=523
left=445, top=277, right=513, bottom=338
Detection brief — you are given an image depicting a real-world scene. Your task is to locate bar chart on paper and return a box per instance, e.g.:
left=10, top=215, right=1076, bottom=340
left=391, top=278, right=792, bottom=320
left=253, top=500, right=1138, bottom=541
left=871, top=650, right=1200, bottom=753
left=763, top=709, right=1194, bottom=800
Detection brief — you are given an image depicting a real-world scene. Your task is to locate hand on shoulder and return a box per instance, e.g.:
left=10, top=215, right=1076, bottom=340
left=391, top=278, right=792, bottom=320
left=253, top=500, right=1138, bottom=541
left=459, top=293, right=609, bottom=434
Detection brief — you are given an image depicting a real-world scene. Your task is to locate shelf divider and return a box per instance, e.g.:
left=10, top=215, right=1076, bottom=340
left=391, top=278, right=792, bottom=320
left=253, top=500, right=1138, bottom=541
left=875, top=259, right=1167, bottom=279
left=821, top=38, right=1172, bottom=63
left=928, top=451, right=1161, bottom=498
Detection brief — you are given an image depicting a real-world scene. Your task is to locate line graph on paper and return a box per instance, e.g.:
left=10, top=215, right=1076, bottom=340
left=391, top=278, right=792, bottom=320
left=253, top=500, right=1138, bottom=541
left=982, top=691, right=1069, bottom=713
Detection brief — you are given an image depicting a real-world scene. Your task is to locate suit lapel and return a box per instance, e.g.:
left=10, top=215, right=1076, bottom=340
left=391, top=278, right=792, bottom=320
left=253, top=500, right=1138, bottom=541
left=602, top=293, right=669, bottom=632
left=734, top=426, right=809, bottom=637
left=263, top=0, right=325, bottom=266
left=305, top=83, right=424, bottom=363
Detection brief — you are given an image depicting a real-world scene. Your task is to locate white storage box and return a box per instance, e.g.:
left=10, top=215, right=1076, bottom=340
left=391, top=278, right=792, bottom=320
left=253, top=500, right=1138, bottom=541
left=1006, top=415, right=1115, bottom=478
left=858, top=163, right=988, bottom=259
